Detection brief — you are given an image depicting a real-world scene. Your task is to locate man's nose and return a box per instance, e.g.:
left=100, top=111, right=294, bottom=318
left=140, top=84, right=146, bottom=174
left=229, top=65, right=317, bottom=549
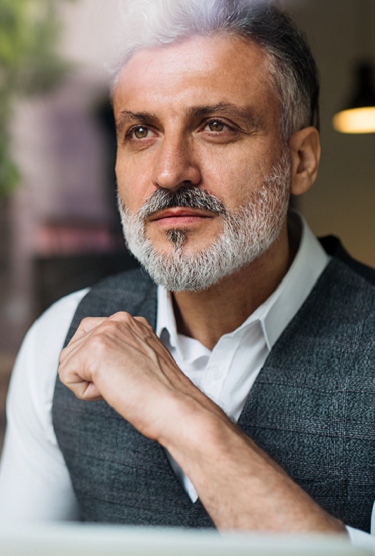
left=151, top=133, right=201, bottom=190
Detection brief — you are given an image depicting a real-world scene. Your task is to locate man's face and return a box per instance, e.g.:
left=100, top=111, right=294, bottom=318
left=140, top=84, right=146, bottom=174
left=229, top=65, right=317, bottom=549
left=113, top=34, right=286, bottom=261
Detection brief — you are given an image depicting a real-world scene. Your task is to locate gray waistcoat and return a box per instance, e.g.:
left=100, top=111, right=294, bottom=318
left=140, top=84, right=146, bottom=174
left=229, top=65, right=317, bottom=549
left=52, top=237, right=375, bottom=532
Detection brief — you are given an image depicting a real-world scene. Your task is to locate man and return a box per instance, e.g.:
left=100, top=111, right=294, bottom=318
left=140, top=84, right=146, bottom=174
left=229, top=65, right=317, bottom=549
left=0, top=0, right=375, bottom=548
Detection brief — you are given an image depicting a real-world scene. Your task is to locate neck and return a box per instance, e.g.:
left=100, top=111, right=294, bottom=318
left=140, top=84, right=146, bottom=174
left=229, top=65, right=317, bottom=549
left=172, top=221, right=295, bottom=350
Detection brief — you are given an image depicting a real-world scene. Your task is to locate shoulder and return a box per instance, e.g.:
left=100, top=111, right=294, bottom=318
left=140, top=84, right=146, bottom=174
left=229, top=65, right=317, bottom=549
left=1, top=289, right=86, bottom=520
left=5, top=288, right=90, bottom=452
left=7, top=287, right=89, bottom=405
left=35, top=288, right=90, bottom=338
left=37, top=267, right=154, bottom=329
left=306, top=236, right=375, bottom=344
left=319, top=235, right=375, bottom=286
left=10, top=288, right=90, bottom=399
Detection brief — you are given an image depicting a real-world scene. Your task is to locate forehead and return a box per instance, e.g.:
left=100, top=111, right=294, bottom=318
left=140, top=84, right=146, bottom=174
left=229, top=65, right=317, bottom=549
left=113, top=34, right=280, bottom=125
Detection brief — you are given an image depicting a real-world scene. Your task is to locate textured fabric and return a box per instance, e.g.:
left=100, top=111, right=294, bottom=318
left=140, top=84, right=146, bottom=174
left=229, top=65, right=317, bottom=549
left=52, top=237, right=375, bottom=531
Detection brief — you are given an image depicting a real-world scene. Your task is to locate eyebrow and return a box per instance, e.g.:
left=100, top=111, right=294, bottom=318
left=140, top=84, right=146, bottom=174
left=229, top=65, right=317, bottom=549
left=187, top=103, right=261, bottom=129
left=116, top=103, right=261, bottom=134
left=115, top=110, right=160, bottom=135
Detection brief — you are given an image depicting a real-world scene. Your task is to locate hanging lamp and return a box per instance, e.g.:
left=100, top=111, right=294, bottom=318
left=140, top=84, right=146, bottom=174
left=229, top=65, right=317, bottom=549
left=333, top=0, right=375, bottom=134
left=333, top=62, right=375, bottom=134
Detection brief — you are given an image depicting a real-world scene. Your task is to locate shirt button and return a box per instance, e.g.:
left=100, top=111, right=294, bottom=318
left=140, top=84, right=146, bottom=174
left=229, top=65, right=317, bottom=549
left=211, top=367, right=223, bottom=380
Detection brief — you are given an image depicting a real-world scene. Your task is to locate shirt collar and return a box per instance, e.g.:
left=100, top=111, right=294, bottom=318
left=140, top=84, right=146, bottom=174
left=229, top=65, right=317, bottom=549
left=156, top=211, right=330, bottom=354
left=157, top=286, right=179, bottom=349
left=260, top=211, right=330, bottom=349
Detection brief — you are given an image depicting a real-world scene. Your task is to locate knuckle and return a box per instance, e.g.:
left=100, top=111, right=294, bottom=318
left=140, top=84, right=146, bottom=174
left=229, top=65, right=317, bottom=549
left=110, top=311, right=132, bottom=322
left=57, top=363, right=67, bottom=383
left=99, top=320, right=121, bottom=335
left=59, top=347, right=66, bottom=363
left=79, top=317, right=95, bottom=328
left=86, top=333, right=109, bottom=355
left=92, top=333, right=108, bottom=346
left=135, top=316, right=149, bottom=326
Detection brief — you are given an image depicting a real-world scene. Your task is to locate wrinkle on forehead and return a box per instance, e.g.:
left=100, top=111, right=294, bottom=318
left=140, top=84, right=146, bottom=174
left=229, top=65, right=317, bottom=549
left=113, top=34, right=281, bottom=134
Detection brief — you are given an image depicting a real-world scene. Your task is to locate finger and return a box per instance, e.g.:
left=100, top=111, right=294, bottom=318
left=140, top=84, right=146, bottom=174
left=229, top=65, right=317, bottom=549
left=71, top=316, right=108, bottom=342
left=133, top=316, right=151, bottom=326
left=107, top=311, right=138, bottom=325
left=107, top=312, right=154, bottom=342
left=59, top=336, right=87, bottom=365
left=107, top=312, right=151, bottom=328
left=59, top=331, right=91, bottom=365
left=58, top=348, right=104, bottom=400
left=59, top=367, right=104, bottom=401
left=60, top=317, right=109, bottom=363
left=77, top=381, right=103, bottom=401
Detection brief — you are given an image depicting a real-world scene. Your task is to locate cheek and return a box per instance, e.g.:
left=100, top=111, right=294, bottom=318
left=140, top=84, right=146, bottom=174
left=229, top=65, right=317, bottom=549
left=115, top=151, right=155, bottom=212
left=199, top=143, right=276, bottom=208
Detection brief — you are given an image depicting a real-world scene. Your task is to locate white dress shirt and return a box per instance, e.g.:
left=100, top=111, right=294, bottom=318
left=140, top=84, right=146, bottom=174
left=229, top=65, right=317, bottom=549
left=0, top=213, right=373, bottom=550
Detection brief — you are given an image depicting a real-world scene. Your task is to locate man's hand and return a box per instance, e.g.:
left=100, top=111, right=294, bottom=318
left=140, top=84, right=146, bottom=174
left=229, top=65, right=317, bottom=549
left=58, top=312, right=347, bottom=534
left=58, top=312, right=218, bottom=442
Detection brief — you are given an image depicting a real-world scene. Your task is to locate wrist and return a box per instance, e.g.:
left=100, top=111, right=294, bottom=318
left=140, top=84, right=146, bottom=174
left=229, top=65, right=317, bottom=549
left=158, top=392, right=238, bottom=478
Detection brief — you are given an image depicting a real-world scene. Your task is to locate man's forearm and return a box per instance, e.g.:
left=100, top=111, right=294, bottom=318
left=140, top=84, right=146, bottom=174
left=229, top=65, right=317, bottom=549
left=159, top=397, right=347, bottom=533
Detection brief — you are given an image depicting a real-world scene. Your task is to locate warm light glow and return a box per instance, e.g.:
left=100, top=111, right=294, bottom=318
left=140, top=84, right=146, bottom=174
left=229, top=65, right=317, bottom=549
left=333, top=107, right=375, bottom=133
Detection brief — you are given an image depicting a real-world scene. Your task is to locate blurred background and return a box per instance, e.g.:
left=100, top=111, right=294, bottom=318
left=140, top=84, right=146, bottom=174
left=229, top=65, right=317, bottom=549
left=0, top=0, right=374, bottom=452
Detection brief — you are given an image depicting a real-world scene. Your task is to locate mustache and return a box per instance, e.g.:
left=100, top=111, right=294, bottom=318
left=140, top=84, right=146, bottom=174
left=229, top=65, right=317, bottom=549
left=137, top=186, right=228, bottom=219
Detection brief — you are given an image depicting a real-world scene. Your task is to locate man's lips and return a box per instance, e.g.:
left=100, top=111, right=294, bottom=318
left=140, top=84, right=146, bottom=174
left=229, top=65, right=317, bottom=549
left=150, top=208, right=212, bottom=226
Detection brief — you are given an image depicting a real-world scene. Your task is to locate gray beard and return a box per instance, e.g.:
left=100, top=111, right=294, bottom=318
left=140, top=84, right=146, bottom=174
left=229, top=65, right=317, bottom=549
left=118, top=151, right=291, bottom=292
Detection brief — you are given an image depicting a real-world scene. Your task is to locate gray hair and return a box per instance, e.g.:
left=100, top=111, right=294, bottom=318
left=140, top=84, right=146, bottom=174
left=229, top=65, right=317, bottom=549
left=110, top=0, right=320, bottom=141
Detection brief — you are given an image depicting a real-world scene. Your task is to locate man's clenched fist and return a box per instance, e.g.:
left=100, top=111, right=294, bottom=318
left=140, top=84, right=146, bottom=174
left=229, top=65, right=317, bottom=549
left=58, top=312, right=208, bottom=442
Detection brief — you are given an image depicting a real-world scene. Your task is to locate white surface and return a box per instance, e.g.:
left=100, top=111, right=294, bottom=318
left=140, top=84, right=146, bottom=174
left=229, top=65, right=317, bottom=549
left=0, top=523, right=372, bottom=556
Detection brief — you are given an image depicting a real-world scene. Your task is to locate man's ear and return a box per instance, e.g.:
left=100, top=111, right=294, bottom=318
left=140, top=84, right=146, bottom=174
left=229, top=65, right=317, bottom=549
left=288, top=127, right=321, bottom=196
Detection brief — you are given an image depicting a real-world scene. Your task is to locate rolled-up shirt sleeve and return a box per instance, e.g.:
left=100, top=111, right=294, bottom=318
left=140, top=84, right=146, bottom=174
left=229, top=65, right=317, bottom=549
left=0, top=289, right=87, bottom=521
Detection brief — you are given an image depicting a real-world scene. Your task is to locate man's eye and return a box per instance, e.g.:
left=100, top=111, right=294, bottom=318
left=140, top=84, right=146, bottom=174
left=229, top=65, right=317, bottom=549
left=207, top=120, right=225, bottom=132
left=132, top=127, right=149, bottom=139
